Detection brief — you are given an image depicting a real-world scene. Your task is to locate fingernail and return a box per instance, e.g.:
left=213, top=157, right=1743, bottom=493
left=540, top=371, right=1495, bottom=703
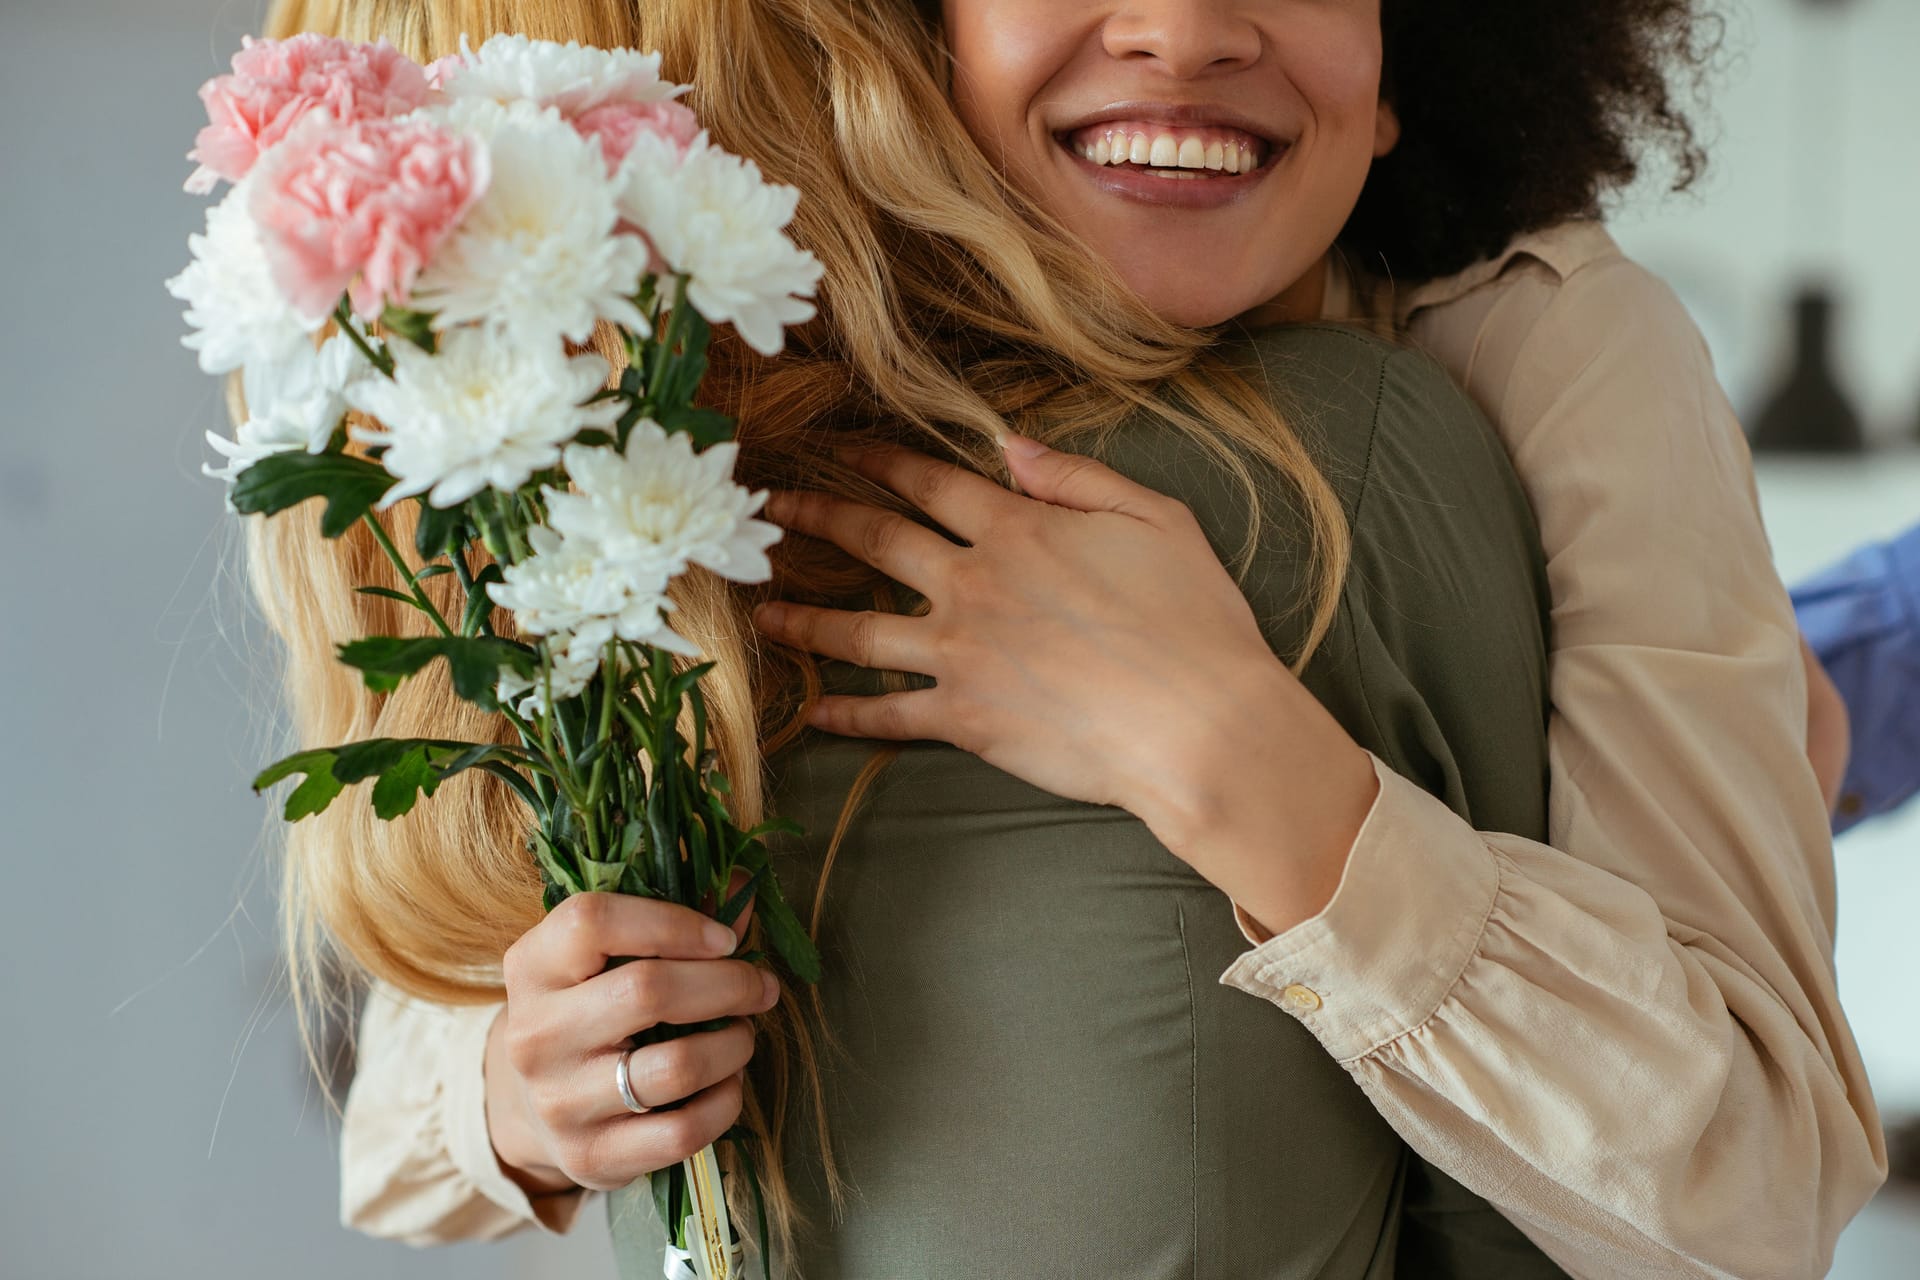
left=760, top=971, right=780, bottom=1008
left=999, top=431, right=1047, bottom=459
left=705, top=921, right=739, bottom=954
left=752, top=601, right=787, bottom=630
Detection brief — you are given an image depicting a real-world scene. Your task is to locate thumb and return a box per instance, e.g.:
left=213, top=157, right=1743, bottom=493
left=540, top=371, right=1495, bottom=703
left=998, top=429, right=1165, bottom=520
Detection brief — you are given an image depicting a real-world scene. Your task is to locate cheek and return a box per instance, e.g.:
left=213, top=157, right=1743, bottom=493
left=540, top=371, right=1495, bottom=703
left=942, top=0, right=1070, bottom=172
left=1277, top=7, right=1385, bottom=136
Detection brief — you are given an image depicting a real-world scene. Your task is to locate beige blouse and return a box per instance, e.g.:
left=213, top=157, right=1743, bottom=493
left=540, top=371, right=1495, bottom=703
left=337, top=221, right=1889, bottom=1276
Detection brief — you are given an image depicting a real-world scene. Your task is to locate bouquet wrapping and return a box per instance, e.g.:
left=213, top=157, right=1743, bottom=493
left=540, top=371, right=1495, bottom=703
left=167, top=32, right=826, bottom=1280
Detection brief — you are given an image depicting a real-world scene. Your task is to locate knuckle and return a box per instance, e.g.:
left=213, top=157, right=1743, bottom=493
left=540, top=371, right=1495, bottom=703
left=908, top=462, right=953, bottom=512
left=556, top=891, right=608, bottom=947
left=858, top=511, right=899, bottom=564
left=621, top=961, right=667, bottom=1018
left=642, top=1043, right=702, bottom=1103
left=847, top=611, right=877, bottom=665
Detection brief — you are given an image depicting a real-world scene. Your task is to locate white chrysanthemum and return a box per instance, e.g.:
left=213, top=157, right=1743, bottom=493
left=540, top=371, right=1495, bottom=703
left=405, top=97, right=650, bottom=345
left=617, top=134, right=823, bottom=356
left=202, top=334, right=369, bottom=503
left=547, top=421, right=783, bottom=585
left=494, top=626, right=607, bottom=716
left=486, top=524, right=635, bottom=636
left=488, top=523, right=696, bottom=711
left=165, top=174, right=324, bottom=376
left=345, top=324, right=621, bottom=509
left=434, top=32, right=685, bottom=115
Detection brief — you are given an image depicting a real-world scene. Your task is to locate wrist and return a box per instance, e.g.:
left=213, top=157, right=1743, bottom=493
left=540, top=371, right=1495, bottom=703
left=482, top=1006, right=580, bottom=1198
left=1147, top=655, right=1378, bottom=937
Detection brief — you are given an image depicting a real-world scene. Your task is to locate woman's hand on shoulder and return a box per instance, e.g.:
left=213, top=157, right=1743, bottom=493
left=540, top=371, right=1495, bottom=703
left=746, top=433, right=1287, bottom=841
left=484, top=885, right=779, bottom=1196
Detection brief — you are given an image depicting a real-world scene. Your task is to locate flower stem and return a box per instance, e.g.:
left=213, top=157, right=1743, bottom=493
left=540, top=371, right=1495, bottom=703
left=332, top=301, right=395, bottom=378
left=361, top=513, right=454, bottom=638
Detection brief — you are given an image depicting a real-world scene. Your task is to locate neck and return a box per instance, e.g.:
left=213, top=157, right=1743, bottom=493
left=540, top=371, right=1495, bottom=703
left=1234, top=255, right=1331, bottom=328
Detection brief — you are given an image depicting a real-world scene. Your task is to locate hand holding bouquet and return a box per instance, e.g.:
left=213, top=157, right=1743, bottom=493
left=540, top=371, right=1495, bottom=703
left=167, top=32, right=824, bottom=1280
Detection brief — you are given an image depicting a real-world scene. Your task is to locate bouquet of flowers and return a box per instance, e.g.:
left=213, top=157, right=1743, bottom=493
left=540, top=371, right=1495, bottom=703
left=166, top=31, right=825, bottom=1280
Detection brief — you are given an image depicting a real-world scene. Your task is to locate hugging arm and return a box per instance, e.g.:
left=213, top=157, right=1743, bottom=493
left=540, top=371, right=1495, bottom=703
left=1221, top=259, right=1887, bottom=1279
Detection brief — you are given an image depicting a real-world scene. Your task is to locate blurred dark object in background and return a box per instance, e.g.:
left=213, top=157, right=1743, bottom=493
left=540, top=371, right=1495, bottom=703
left=1889, top=1115, right=1920, bottom=1189
left=1750, top=285, right=1868, bottom=454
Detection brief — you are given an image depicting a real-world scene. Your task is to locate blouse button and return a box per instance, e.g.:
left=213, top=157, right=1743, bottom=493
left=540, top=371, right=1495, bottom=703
left=1838, top=793, right=1865, bottom=819
left=1280, top=983, right=1323, bottom=1013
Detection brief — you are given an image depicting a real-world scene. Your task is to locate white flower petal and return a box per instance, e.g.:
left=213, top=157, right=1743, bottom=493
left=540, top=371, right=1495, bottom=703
left=545, top=420, right=783, bottom=587
left=617, top=136, right=822, bottom=356
left=345, top=325, right=620, bottom=510
left=166, top=173, right=323, bottom=376
left=435, top=32, right=687, bottom=116
left=407, top=97, right=651, bottom=346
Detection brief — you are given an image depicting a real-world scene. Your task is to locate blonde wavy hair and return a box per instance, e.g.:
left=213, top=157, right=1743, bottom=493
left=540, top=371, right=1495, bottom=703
left=250, top=0, right=1353, bottom=1268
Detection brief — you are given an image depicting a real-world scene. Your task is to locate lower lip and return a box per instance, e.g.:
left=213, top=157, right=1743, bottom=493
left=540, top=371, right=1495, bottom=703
left=1056, top=137, right=1286, bottom=209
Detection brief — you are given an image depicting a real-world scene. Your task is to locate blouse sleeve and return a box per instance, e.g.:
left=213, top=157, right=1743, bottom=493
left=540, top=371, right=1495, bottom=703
left=339, top=980, right=595, bottom=1244
left=1219, top=252, right=1888, bottom=1278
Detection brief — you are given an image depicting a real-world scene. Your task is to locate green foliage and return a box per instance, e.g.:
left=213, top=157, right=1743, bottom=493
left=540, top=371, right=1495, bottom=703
left=230, top=451, right=393, bottom=538
left=379, top=304, right=438, bottom=355
left=252, top=738, right=530, bottom=822
left=336, top=634, right=534, bottom=710
left=413, top=497, right=465, bottom=561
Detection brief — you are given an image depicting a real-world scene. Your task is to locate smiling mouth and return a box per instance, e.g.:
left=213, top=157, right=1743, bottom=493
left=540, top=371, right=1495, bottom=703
left=1055, top=120, right=1281, bottom=179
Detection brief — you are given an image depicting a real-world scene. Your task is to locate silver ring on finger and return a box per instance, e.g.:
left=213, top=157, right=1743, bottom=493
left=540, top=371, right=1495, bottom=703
left=615, top=1045, right=651, bottom=1115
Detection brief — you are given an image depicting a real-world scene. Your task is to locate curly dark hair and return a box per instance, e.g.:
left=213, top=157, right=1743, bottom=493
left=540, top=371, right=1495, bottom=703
left=1341, top=0, right=1724, bottom=282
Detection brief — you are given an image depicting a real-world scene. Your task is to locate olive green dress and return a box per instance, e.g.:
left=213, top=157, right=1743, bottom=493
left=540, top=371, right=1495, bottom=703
left=610, top=324, right=1569, bottom=1279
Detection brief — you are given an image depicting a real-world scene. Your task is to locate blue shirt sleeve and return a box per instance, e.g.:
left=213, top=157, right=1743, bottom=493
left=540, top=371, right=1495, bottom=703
left=1789, top=519, right=1920, bottom=834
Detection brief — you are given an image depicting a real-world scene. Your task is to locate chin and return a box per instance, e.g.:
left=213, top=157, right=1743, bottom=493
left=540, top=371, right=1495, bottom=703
left=1126, top=277, right=1268, bottom=329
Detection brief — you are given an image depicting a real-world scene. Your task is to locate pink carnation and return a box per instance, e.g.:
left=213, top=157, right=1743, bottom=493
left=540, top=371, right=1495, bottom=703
left=572, top=100, right=701, bottom=175
left=185, top=34, right=433, bottom=194
left=249, top=114, right=488, bottom=322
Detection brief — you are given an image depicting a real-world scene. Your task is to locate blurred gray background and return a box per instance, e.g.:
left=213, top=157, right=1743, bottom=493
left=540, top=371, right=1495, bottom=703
left=1, top=0, right=1915, bottom=1276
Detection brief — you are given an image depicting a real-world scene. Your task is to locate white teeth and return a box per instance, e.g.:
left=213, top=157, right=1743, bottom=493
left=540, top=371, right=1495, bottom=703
left=1072, top=128, right=1263, bottom=174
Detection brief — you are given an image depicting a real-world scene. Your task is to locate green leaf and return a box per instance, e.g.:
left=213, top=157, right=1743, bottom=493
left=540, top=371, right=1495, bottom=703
left=655, top=404, right=735, bottom=449
left=461, top=564, right=505, bottom=638
left=580, top=855, right=626, bottom=894
left=750, top=868, right=821, bottom=984
left=255, top=737, right=534, bottom=823
left=230, top=451, right=395, bottom=538
left=369, top=744, right=440, bottom=819
left=713, top=865, right=765, bottom=929
left=353, top=586, right=420, bottom=606
left=252, top=748, right=348, bottom=820
left=415, top=564, right=453, bottom=580
left=336, top=635, right=535, bottom=709
left=379, top=304, right=439, bottom=354
left=413, top=497, right=465, bottom=561
left=529, top=829, right=582, bottom=898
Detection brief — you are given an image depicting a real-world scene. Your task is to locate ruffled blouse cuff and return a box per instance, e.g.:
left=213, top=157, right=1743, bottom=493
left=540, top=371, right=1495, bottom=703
left=1217, top=750, right=1501, bottom=1062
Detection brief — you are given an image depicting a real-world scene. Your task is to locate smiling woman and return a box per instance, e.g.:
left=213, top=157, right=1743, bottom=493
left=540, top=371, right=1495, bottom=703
left=940, top=0, right=1395, bottom=324
left=258, top=0, right=1887, bottom=1278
